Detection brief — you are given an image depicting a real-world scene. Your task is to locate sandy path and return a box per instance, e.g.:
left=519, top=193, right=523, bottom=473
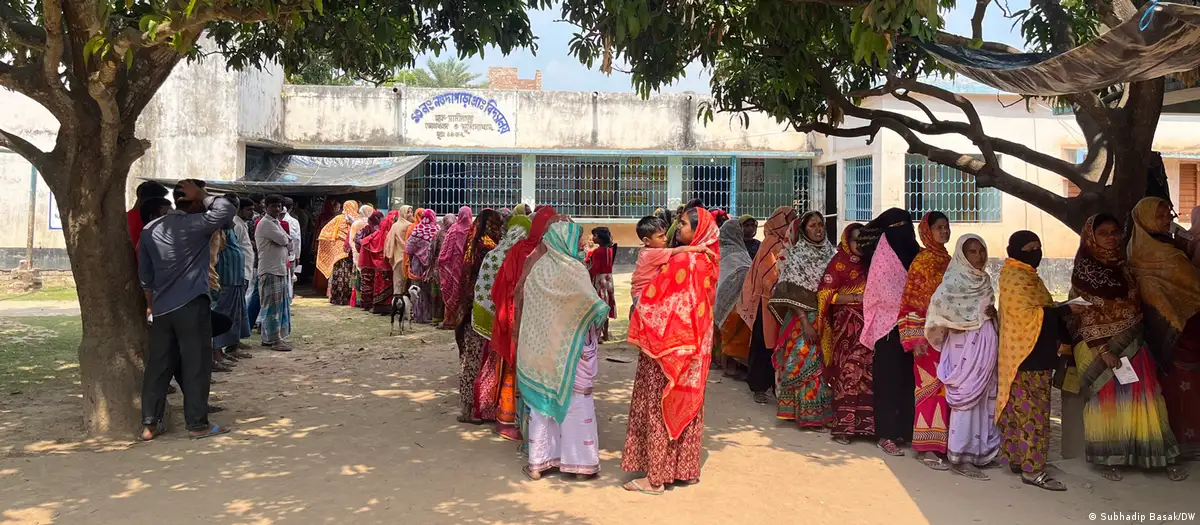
left=0, top=277, right=1196, bottom=524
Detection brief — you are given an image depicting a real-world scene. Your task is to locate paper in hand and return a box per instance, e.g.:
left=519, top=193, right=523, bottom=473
left=1057, top=297, right=1093, bottom=307
left=1113, top=356, right=1139, bottom=385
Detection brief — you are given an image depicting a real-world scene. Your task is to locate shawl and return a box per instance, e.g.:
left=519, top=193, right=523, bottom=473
left=858, top=207, right=919, bottom=271
left=459, top=210, right=500, bottom=318
left=859, top=236, right=908, bottom=349
left=897, top=212, right=952, bottom=351
left=924, top=234, right=994, bottom=351
left=995, top=257, right=1053, bottom=421
left=771, top=210, right=836, bottom=317
left=315, top=200, right=360, bottom=277
left=1067, top=214, right=1145, bottom=394
left=816, top=224, right=866, bottom=365
left=383, top=206, right=412, bottom=267
left=356, top=211, right=386, bottom=269
left=737, top=206, right=795, bottom=347
left=628, top=208, right=720, bottom=440
left=404, top=209, right=439, bottom=280
left=492, top=207, right=558, bottom=364
left=516, top=222, right=610, bottom=424
left=438, top=206, right=474, bottom=318
left=1127, top=197, right=1200, bottom=365
left=472, top=216, right=532, bottom=339
left=714, top=219, right=753, bottom=325
left=347, top=204, right=375, bottom=267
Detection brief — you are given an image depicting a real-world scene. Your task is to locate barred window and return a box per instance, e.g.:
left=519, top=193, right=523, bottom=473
left=844, top=156, right=873, bottom=221
left=404, top=154, right=523, bottom=215
left=682, top=157, right=733, bottom=212
left=736, top=158, right=813, bottom=219
left=903, top=154, right=1001, bottom=222
left=535, top=155, right=668, bottom=218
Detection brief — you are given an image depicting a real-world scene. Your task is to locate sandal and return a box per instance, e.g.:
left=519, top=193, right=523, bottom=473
left=951, top=464, right=990, bottom=481
left=753, top=392, right=769, bottom=405
left=139, top=420, right=165, bottom=442
left=917, top=453, right=951, bottom=471
left=1101, top=467, right=1123, bottom=482
left=622, top=479, right=664, bottom=495
left=1021, top=471, right=1067, bottom=491
left=522, top=466, right=543, bottom=481
left=1168, top=466, right=1189, bottom=482
left=456, top=415, right=484, bottom=425
left=877, top=439, right=904, bottom=457
left=189, top=424, right=231, bottom=440
left=832, top=436, right=851, bottom=446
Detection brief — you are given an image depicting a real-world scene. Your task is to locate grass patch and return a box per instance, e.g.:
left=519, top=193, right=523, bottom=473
left=0, top=315, right=82, bottom=392
left=0, top=286, right=79, bottom=302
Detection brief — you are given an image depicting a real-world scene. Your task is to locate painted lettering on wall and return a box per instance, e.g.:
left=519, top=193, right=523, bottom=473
left=410, top=92, right=511, bottom=140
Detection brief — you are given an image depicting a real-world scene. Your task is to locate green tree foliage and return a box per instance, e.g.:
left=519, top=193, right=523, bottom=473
left=389, top=57, right=486, bottom=88
left=550, top=0, right=1176, bottom=229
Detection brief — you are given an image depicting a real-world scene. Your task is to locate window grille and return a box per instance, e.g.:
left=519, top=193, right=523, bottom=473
left=403, top=154, right=523, bottom=215
left=903, top=154, right=1002, bottom=222
left=534, top=155, right=668, bottom=218
left=844, top=156, right=873, bottom=221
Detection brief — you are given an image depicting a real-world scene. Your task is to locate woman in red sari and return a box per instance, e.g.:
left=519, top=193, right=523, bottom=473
left=622, top=207, right=720, bottom=495
left=361, top=210, right=398, bottom=315
left=817, top=224, right=873, bottom=444
left=897, top=211, right=953, bottom=469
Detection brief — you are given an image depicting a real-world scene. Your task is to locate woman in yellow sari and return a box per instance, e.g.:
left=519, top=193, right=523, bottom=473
left=315, top=200, right=360, bottom=305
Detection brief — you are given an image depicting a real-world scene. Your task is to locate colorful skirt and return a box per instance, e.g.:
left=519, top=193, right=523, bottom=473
left=259, top=274, right=291, bottom=345
left=997, top=370, right=1052, bottom=473
left=1076, top=343, right=1180, bottom=468
left=371, top=269, right=393, bottom=315
left=621, top=353, right=704, bottom=486
left=358, top=269, right=375, bottom=311
left=328, top=259, right=354, bottom=306
left=826, top=305, right=875, bottom=437
left=773, top=311, right=832, bottom=427
left=912, top=347, right=949, bottom=453
left=457, top=318, right=489, bottom=417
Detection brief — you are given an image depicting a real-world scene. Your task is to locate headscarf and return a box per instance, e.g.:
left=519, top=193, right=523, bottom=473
left=383, top=205, right=413, bottom=266
left=404, top=210, right=439, bottom=280
left=995, top=244, right=1054, bottom=421
left=924, top=234, right=994, bottom=351
left=816, top=224, right=866, bottom=364
left=714, top=218, right=752, bottom=325
left=858, top=207, right=919, bottom=271
left=437, top=206, right=474, bottom=321
left=1006, top=230, right=1043, bottom=268
left=628, top=207, right=720, bottom=440
left=738, top=206, right=795, bottom=348
left=492, top=206, right=558, bottom=364
left=347, top=204, right=376, bottom=265
left=315, top=200, right=360, bottom=277
left=897, top=212, right=952, bottom=351
left=516, top=222, right=610, bottom=424
left=472, top=215, right=532, bottom=339
left=513, top=203, right=532, bottom=216
left=356, top=211, right=386, bottom=269
left=771, top=211, right=836, bottom=315
left=457, top=209, right=500, bottom=321
left=1126, top=196, right=1200, bottom=365
left=1067, top=214, right=1146, bottom=394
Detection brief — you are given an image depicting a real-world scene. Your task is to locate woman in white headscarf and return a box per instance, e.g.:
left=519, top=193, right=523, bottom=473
left=714, top=218, right=753, bottom=375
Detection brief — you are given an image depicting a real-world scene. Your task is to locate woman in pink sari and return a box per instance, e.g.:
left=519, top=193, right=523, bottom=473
left=438, top=206, right=473, bottom=329
left=404, top=210, right=439, bottom=322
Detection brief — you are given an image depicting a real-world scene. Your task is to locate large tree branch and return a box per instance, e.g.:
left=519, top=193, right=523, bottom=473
left=930, top=31, right=1022, bottom=54
left=0, top=127, right=50, bottom=174
left=0, top=2, right=47, bottom=50
left=971, top=0, right=990, bottom=41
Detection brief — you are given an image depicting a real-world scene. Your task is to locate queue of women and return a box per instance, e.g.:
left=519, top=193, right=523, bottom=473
left=313, top=195, right=1198, bottom=495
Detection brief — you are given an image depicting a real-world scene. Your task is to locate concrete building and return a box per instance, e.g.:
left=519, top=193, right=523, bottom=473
left=487, top=67, right=542, bottom=91
left=2, top=58, right=1200, bottom=288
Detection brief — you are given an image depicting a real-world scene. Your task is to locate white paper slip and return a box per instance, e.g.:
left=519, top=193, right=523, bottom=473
left=1058, top=297, right=1093, bottom=307
left=1114, top=356, right=1139, bottom=385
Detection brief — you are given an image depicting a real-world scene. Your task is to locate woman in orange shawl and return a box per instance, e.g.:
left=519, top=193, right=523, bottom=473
left=315, top=200, right=360, bottom=305
left=1127, top=197, right=1200, bottom=460
left=738, top=205, right=797, bottom=404
left=817, top=223, right=872, bottom=444
left=622, top=207, right=719, bottom=495
left=897, top=211, right=953, bottom=468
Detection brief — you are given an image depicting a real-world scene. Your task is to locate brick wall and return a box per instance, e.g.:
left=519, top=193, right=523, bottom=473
left=487, top=67, right=542, bottom=90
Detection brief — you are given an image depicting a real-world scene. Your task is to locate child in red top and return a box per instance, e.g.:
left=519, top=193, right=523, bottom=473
left=630, top=216, right=715, bottom=315
left=588, top=227, right=617, bottom=341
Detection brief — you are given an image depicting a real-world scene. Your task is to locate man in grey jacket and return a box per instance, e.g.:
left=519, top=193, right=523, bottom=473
left=138, top=180, right=236, bottom=441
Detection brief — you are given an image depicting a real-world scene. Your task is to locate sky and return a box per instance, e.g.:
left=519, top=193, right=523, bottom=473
left=419, top=0, right=1033, bottom=94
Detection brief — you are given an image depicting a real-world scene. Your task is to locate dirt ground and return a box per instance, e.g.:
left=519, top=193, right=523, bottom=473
left=0, top=274, right=1196, bottom=525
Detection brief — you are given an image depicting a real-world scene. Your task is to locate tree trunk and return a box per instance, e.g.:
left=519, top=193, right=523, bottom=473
left=49, top=150, right=148, bottom=438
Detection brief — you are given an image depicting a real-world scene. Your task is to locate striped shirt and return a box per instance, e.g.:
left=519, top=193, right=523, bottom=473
left=216, top=228, right=246, bottom=286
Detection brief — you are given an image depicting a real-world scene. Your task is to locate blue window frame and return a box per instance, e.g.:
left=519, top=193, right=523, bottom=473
left=903, top=154, right=1001, bottom=222
left=682, top=157, right=733, bottom=213
left=403, top=154, right=523, bottom=215
left=535, top=155, right=668, bottom=218
left=844, top=156, right=873, bottom=221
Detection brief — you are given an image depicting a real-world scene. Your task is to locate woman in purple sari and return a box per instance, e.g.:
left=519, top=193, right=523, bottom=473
left=926, top=234, right=1001, bottom=481
left=404, top=210, right=439, bottom=323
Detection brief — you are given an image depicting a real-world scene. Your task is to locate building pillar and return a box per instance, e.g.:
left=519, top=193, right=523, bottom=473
left=521, top=154, right=537, bottom=208
left=667, top=156, right=683, bottom=209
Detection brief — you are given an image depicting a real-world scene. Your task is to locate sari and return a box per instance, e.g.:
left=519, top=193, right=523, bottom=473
left=492, top=207, right=558, bottom=366
left=457, top=210, right=500, bottom=420
left=715, top=219, right=754, bottom=364
left=627, top=207, right=720, bottom=440
left=383, top=205, right=413, bottom=295
left=623, top=207, right=718, bottom=486
left=738, top=206, right=795, bottom=347
left=365, top=210, right=399, bottom=314
left=770, top=211, right=835, bottom=427
left=428, top=214, right=455, bottom=323
left=438, top=206, right=474, bottom=328
left=516, top=222, right=609, bottom=423
left=898, top=212, right=952, bottom=454
left=928, top=234, right=1001, bottom=466
left=817, top=224, right=874, bottom=437
left=1066, top=215, right=1180, bottom=468
left=354, top=212, right=383, bottom=310
left=315, top=200, right=360, bottom=305
left=472, top=215, right=529, bottom=339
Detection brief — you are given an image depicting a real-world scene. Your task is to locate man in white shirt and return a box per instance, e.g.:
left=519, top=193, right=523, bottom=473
left=282, top=197, right=302, bottom=303
left=256, top=195, right=293, bottom=352
left=231, top=198, right=256, bottom=353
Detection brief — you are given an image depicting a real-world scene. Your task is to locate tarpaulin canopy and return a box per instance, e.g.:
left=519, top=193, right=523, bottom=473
left=142, top=154, right=427, bottom=195
left=920, top=2, right=1200, bottom=96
